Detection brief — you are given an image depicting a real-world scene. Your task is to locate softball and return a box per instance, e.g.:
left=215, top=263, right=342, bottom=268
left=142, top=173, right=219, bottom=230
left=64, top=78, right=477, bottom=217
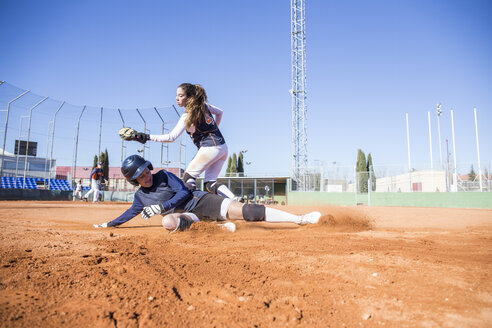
left=221, top=222, right=236, bottom=233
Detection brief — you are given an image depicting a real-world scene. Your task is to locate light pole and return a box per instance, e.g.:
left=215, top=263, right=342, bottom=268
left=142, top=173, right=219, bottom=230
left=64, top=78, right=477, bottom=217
left=437, top=104, right=443, bottom=169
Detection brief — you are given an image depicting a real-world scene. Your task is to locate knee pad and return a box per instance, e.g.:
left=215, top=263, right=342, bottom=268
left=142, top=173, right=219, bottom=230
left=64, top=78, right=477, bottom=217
left=242, top=204, right=266, bottom=222
left=182, top=172, right=197, bottom=190
left=204, top=180, right=222, bottom=194
left=177, top=214, right=195, bottom=231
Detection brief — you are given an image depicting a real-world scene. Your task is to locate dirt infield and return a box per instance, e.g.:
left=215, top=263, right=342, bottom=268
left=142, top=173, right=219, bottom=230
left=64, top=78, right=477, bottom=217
left=0, top=201, right=491, bottom=327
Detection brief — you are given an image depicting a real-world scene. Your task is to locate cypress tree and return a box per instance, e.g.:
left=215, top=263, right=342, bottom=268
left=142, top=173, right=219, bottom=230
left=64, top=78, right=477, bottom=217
left=356, top=149, right=368, bottom=193
left=103, top=149, right=109, bottom=180
left=92, top=155, right=98, bottom=169
left=367, top=153, right=376, bottom=191
left=237, top=152, right=244, bottom=176
left=469, top=165, right=476, bottom=181
left=226, top=157, right=232, bottom=177
left=231, top=153, right=238, bottom=176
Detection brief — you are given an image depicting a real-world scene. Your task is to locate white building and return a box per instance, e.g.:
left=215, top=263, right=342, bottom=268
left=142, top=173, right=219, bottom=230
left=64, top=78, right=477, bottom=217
left=376, top=170, right=446, bottom=192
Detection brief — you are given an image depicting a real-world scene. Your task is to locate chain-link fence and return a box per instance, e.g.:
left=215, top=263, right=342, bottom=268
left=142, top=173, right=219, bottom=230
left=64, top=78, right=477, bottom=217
left=290, top=162, right=491, bottom=193
left=0, top=82, right=189, bottom=191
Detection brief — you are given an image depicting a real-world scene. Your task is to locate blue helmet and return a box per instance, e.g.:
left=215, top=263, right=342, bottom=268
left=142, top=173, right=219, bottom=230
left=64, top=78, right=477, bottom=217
left=121, top=155, right=153, bottom=186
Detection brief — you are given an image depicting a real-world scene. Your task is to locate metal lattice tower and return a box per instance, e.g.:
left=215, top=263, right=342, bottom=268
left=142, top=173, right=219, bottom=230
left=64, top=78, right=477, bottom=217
left=291, top=0, right=308, bottom=190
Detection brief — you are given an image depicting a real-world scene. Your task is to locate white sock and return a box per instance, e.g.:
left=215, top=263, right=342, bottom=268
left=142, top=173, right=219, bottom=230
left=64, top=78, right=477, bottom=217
left=220, top=198, right=233, bottom=220
left=217, top=185, right=235, bottom=199
left=265, top=207, right=301, bottom=224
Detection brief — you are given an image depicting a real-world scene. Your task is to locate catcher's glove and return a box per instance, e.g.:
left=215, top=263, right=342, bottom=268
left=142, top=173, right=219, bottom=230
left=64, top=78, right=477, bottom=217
left=118, top=127, right=149, bottom=144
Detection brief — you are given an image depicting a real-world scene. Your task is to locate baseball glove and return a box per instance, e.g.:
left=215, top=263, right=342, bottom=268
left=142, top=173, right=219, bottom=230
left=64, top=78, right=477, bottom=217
left=118, top=127, right=149, bottom=144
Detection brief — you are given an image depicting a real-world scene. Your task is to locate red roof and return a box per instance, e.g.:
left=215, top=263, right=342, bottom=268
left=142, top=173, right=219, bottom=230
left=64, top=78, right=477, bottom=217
left=56, top=166, right=184, bottom=179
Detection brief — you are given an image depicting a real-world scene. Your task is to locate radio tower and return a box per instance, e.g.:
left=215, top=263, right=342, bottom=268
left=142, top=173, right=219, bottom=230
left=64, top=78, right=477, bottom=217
left=291, top=0, right=308, bottom=190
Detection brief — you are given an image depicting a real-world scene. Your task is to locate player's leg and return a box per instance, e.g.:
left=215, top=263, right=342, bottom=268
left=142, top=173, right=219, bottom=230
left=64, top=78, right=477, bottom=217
left=83, top=187, right=93, bottom=201
left=92, top=182, right=100, bottom=203
left=162, top=213, right=200, bottom=232
left=191, top=194, right=320, bottom=225
left=226, top=202, right=321, bottom=225
left=203, top=145, right=237, bottom=199
left=189, top=194, right=231, bottom=221
left=182, top=146, right=216, bottom=190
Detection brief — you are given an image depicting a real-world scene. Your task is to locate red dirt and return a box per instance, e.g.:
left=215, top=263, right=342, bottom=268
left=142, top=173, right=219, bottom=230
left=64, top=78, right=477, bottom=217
left=0, top=201, right=491, bottom=327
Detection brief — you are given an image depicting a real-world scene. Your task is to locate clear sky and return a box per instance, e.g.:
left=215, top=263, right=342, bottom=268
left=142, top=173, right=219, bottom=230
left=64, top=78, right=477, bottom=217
left=1, top=0, right=491, bottom=176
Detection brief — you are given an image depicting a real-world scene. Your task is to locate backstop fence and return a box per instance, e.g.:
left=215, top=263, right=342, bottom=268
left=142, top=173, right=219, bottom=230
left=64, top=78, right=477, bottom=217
left=0, top=81, right=188, bottom=190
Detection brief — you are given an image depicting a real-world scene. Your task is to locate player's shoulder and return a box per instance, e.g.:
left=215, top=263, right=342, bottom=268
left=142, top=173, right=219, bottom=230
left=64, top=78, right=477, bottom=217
left=207, top=103, right=222, bottom=113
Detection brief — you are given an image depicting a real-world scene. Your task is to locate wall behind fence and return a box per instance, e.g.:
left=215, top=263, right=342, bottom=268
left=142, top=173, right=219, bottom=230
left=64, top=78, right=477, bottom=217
left=287, top=191, right=492, bottom=209
left=0, top=189, right=72, bottom=200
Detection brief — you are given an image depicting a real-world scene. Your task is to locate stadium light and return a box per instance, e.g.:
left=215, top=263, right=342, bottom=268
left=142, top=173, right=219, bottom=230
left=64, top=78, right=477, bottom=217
left=436, top=104, right=443, bottom=169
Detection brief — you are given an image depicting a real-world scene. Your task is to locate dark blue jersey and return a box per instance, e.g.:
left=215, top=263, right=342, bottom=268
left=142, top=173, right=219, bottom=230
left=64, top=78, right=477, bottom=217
left=108, top=170, right=207, bottom=227
left=188, top=107, right=226, bottom=149
left=90, top=167, right=105, bottom=181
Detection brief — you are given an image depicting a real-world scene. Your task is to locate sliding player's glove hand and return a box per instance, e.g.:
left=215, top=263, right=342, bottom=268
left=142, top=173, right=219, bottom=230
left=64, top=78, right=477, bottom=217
left=93, top=222, right=108, bottom=228
left=141, top=204, right=165, bottom=219
left=118, top=127, right=149, bottom=144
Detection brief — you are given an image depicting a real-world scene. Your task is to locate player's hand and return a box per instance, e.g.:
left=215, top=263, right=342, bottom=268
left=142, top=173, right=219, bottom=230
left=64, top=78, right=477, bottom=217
left=135, top=132, right=149, bottom=144
left=93, top=222, right=108, bottom=228
left=141, top=204, right=165, bottom=219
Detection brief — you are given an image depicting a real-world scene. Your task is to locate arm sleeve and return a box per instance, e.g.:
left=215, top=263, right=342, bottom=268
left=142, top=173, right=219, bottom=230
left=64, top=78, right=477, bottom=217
left=207, top=104, right=223, bottom=127
left=107, top=194, right=145, bottom=227
left=149, top=114, right=187, bottom=143
left=160, top=172, right=192, bottom=211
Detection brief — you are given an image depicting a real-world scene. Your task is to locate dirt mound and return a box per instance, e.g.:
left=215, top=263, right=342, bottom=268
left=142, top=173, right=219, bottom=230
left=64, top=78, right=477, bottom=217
left=188, top=221, right=226, bottom=234
left=314, top=212, right=373, bottom=232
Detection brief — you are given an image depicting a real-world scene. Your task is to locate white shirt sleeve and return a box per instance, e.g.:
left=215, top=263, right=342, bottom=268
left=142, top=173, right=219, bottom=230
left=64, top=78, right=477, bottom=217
left=149, top=113, right=187, bottom=143
left=207, top=104, right=223, bottom=127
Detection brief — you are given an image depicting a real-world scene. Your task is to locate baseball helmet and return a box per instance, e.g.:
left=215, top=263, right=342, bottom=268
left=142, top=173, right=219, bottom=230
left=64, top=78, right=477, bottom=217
left=121, top=155, right=153, bottom=186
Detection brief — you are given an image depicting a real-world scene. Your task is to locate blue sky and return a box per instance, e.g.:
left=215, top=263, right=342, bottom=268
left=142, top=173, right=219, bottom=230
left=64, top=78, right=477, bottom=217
left=0, top=0, right=491, bottom=176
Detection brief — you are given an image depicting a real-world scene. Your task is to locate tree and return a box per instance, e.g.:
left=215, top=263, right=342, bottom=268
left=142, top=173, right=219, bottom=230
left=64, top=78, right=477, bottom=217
left=102, top=149, right=109, bottom=180
left=366, top=153, right=376, bottom=191
left=237, top=152, right=244, bottom=177
left=92, top=155, right=98, bottom=169
left=469, top=165, right=476, bottom=181
left=226, top=157, right=232, bottom=177
left=93, top=149, right=109, bottom=181
left=230, top=153, right=238, bottom=176
left=356, top=149, right=368, bottom=193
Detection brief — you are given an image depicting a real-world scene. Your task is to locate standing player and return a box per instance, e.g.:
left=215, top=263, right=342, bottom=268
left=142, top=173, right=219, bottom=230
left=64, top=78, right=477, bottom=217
left=83, top=161, right=107, bottom=203
left=121, top=83, right=240, bottom=201
left=93, top=155, right=321, bottom=231
left=73, top=180, right=83, bottom=201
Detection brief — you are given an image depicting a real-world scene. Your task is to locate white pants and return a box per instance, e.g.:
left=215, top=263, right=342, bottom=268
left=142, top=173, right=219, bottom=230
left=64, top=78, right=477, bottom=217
left=84, top=180, right=101, bottom=202
left=186, top=144, right=228, bottom=182
left=73, top=189, right=83, bottom=200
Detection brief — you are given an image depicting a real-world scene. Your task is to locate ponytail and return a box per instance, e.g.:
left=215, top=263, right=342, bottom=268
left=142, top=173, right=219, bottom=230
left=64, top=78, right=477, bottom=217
left=179, top=83, right=208, bottom=128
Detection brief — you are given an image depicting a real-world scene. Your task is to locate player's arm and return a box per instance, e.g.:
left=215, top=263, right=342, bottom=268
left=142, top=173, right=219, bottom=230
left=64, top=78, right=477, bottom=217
left=149, top=114, right=187, bottom=143
left=207, top=104, right=223, bottom=126
left=141, top=172, right=192, bottom=219
left=94, top=195, right=144, bottom=228
left=90, top=168, right=97, bottom=180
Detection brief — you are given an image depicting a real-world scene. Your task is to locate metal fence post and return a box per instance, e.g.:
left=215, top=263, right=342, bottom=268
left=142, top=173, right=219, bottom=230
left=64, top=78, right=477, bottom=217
left=98, top=107, right=103, bottom=160
left=117, top=109, right=126, bottom=162
left=23, top=97, right=48, bottom=188
left=172, top=105, right=185, bottom=177
left=71, top=106, right=86, bottom=189
left=136, top=108, right=147, bottom=158
left=1, top=90, right=30, bottom=177
left=48, top=101, right=65, bottom=182
left=153, top=107, right=166, bottom=168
